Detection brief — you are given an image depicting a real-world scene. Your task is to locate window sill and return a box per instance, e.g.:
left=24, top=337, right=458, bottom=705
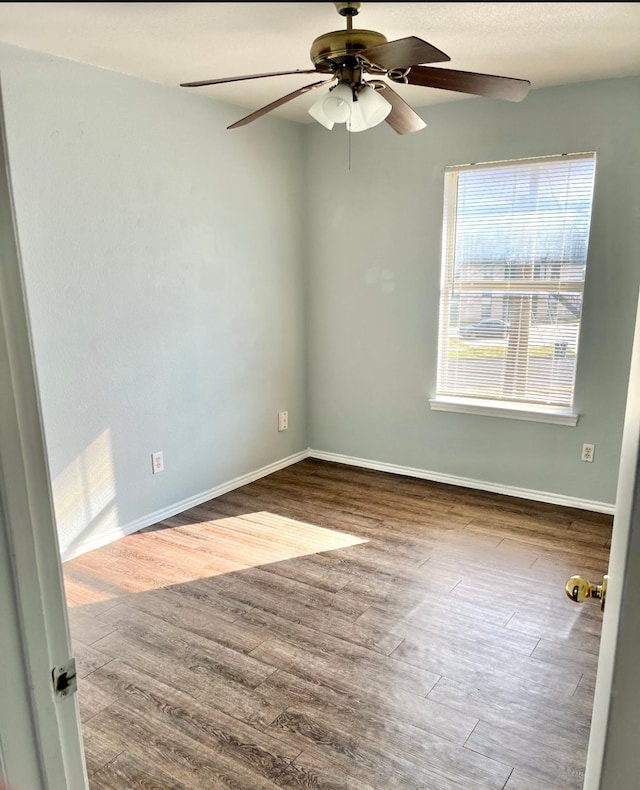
left=429, top=397, right=579, bottom=426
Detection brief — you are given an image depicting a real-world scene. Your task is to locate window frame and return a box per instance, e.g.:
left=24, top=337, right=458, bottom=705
left=430, top=152, right=597, bottom=425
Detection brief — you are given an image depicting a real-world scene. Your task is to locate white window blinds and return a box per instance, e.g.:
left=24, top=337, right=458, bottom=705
left=435, top=152, right=596, bottom=414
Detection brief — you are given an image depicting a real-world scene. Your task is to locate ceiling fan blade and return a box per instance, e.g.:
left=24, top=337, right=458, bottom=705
left=359, top=36, right=450, bottom=71
left=379, top=83, right=427, bottom=135
left=228, top=79, right=335, bottom=129
left=396, top=65, right=531, bottom=102
left=180, top=69, right=318, bottom=88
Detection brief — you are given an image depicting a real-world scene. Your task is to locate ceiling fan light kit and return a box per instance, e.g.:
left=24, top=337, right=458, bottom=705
left=308, top=92, right=335, bottom=129
left=350, top=84, right=392, bottom=131
left=323, top=81, right=353, bottom=123
left=311, top=81, right=392, bottom=132
left=180, top=1, right=531, bottom=135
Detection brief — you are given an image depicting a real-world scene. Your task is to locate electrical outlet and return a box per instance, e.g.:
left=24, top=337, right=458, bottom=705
left=581, top=443, right=595, bottom=463
left=151, top=451, right=164, bottom=474
left=278, top=411, right=289, bottom=432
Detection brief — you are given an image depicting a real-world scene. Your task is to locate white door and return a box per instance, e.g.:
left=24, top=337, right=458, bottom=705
left=0, top=85, right=87, bottom=790
left=0, top=494, right=53, bottom=789
left=582, top=287, right=640, bottom=789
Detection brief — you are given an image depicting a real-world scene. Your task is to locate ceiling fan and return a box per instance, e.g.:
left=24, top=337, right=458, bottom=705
left=180, top=2, right=531, bottom=135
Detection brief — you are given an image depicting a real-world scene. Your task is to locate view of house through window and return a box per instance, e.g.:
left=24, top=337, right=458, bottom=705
left=434, top=152, right=597, bottom=418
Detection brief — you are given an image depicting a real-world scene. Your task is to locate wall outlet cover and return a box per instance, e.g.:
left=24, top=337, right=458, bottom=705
left=581, top=444, right=595, bottom=463
left=152, top=451, right=164, bottom=473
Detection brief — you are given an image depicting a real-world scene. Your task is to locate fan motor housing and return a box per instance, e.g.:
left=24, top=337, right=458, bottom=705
left=310, top=29, right=388, bottom=71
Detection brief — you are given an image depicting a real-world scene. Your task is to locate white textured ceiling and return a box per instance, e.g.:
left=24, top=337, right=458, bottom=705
left=0, top=2, right=638, bottom=124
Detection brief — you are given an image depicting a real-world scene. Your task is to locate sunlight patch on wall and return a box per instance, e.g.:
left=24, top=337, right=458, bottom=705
left=64, top=511, right=367, bottom=605
left=52, top=428, right=118, bottom=558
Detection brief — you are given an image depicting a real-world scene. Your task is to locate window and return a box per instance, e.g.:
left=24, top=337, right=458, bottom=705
left=431, top=152, right=596, bottom=425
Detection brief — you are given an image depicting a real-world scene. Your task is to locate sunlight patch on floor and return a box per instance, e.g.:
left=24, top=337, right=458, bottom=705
left=64, top=511, right=367, bottom=605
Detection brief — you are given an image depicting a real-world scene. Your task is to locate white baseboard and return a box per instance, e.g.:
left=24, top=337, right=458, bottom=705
left=62, top=445, right=615, bottom=562
left=61, top=449, right=310, bottom=562
left=308, top=449, right=616, bottom=515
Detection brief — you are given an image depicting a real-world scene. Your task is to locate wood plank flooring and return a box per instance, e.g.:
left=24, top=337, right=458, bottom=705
left=63, top=459, right=612, bottom=789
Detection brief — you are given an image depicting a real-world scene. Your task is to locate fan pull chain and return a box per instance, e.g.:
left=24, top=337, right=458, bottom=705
left=348, top=127, right=352, bottom=171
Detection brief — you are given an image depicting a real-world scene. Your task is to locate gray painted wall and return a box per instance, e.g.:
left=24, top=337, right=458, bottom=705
left=306, top=76, right=640, bottom=507
left=0, top=44, right=308, bottom=558
left=1, top=42, right=640, bottom=789
left=1, top=39, right=638, bottom=561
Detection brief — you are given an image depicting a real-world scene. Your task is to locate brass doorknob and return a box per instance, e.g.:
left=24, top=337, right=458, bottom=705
left=565, top=575, right=608, bottom=610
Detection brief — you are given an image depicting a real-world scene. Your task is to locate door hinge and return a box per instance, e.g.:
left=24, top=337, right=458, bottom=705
left=52, top=658, right=77, bottom=700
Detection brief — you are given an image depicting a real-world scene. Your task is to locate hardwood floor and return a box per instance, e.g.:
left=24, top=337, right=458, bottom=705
left=63, top=459, right=612, bottom=789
